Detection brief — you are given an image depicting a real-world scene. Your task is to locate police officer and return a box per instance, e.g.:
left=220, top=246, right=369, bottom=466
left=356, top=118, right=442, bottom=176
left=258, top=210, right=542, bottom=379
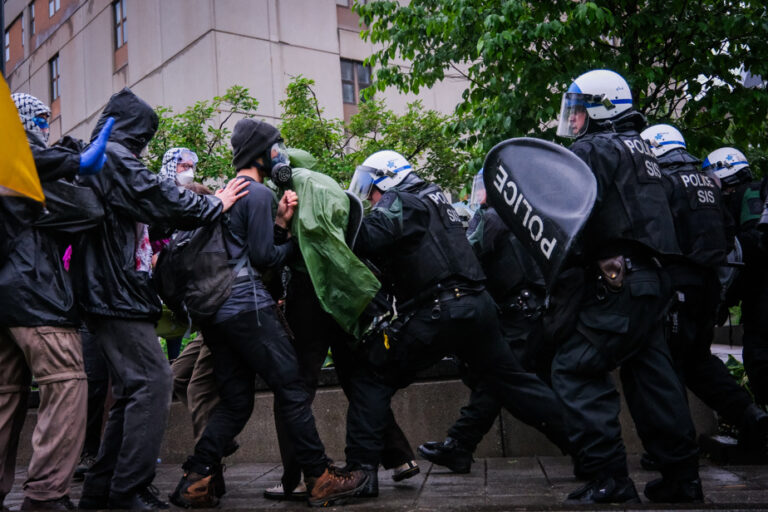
left=417, top=170, right=556, bottom=474
left=343, top=151, right=570, bottom=495
left=703, top=148, right=768, bottom=408
left=642, top=125, right=768, bottom=460
left=552, top=70, right=701, bottom=503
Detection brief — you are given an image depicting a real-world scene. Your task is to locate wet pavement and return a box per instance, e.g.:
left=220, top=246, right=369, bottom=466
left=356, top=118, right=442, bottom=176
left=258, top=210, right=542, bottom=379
left=4, top=455, right=768, bottom=510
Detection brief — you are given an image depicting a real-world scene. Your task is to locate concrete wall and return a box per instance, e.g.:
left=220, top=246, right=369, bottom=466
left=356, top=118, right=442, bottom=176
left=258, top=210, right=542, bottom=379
left=17, top=376, right=716, bottom=465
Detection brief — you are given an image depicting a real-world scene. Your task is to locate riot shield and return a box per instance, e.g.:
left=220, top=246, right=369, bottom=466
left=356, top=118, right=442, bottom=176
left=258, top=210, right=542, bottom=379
left=344, top=190, right=364, bottom=250
left=483, top=137, right=596, bottom=287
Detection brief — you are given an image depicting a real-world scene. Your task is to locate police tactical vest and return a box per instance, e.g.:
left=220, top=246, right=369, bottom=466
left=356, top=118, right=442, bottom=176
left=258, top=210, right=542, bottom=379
left=577, top=131, right=680, bottom=258
left=469, top=207, right=544, bottom=303
left=387, top=184, right=485, bottom=302
left=660, top=157, right=727, bottom=268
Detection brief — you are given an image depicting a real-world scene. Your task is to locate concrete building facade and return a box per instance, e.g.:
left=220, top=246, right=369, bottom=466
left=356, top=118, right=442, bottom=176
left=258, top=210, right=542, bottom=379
left=3, top=0, right=465, bottom=146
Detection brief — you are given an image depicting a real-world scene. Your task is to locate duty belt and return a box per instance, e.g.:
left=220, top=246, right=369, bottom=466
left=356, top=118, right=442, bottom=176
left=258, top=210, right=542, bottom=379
left=397, top=281, right=484, bottom=315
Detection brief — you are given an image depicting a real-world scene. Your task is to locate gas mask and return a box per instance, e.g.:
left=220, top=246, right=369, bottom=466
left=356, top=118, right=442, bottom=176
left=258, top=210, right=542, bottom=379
left=267, top=141, right=293, bottom=188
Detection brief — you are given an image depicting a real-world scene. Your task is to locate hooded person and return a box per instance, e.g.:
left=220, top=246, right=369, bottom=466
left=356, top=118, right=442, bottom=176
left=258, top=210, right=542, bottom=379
left=70, top=88, right=248, bottom=511
left=0, top=93, right=111, bottom=511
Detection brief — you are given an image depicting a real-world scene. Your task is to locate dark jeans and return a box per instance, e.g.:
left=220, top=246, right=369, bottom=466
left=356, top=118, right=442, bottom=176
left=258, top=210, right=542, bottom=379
left=276, top=272, right=413, bottom=490
left=80, top=328, right=109, bottom=457
left=733, top=233, right=768, bottom=406
left=194, top=307, right=328, bottom=478
left=668, top=270, right=753, bottom=426
left=447, top=312, right=545, bottom=451
left=345, top=290, right=569, bottom=466
left=82, top=317, right=173, bottom=498
left=165, top=337, right=183, bottom=361
left=551, top=268, right=699, bottom=481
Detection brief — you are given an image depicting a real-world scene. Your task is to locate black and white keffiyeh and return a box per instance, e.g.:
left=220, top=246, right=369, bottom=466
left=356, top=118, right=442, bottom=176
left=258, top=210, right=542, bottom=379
left=11, top=92, right=51, bottom=145
left=159, top=147, right=197, bottom=182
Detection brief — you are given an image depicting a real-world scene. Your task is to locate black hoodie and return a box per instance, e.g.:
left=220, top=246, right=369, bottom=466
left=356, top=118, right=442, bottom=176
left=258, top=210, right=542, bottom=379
left=72, top=88, right=223, bottom=320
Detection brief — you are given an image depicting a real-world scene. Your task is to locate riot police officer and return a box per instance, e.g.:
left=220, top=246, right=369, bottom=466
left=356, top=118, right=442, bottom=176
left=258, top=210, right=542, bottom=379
left=704, top=148, right=768, bottom=408
left=553, top=70, right=702, bottom=503
left=343, top=150, right=570, bottom=495
left=418, top=170, right=556, bottom=474
left=642, top=125, right=768, bottom=460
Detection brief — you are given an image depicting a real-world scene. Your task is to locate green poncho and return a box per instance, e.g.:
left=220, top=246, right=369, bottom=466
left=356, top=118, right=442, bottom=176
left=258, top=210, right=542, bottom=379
left=286, top=149, right=381, bottom=338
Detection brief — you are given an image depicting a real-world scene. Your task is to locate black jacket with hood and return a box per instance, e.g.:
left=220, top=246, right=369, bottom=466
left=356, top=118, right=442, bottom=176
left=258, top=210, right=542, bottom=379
left=0, top=132, right=83, bottom=327
left=72, top=88, right=223, bottom=320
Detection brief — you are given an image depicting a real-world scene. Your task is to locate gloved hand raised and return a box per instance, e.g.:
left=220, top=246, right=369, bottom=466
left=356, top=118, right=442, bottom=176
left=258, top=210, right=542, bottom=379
left=78, top=117, right=115, bottom=175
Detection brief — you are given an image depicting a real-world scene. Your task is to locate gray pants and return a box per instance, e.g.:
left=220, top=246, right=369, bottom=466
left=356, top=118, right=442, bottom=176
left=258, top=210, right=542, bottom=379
left=81, top=317, right=172, bottom=499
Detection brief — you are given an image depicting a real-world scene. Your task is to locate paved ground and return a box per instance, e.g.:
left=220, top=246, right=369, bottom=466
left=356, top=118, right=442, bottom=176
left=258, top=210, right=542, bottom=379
left=4, top=456, right=768, bottom=510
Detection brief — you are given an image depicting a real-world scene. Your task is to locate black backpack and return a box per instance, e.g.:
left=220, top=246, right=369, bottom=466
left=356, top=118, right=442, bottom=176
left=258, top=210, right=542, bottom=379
left=153, top=218, right=248, bottom=322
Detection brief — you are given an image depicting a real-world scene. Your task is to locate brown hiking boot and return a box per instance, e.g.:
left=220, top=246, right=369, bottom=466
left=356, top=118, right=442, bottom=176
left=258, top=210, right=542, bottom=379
left=307, top=466, right=369, bottom=507
left=169, top=467, right=219, bottom=509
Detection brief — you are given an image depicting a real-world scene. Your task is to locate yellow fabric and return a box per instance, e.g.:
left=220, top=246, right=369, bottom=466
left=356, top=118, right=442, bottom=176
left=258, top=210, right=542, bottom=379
left=0, top=77, right=44, bottom=202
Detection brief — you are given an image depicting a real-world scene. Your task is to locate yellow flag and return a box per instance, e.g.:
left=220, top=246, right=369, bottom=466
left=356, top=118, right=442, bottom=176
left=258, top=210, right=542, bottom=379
left=0, top=76, right=44, bottom=203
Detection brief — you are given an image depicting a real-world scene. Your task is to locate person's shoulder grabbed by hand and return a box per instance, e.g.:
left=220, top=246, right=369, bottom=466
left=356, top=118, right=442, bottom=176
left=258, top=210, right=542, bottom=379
left=214, top=177, right=250, bottom=212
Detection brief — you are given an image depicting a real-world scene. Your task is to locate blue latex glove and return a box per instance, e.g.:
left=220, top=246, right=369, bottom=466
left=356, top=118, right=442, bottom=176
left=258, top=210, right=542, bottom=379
left=78, top=117, right=115, bottom=175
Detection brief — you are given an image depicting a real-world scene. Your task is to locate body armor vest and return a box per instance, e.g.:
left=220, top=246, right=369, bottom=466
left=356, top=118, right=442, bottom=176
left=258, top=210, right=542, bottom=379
left=659, top=151, right=727, bottom=268
left=386, top=183, right=485, bottom=303
left=577, top=130, right=680, bottom=258
left=469, top=207, right=544, bottom=303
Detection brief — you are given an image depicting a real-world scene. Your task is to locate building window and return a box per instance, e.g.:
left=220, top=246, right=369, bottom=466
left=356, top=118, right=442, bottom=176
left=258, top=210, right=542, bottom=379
left=50, top=54, right=60, bottom=101
left=4, top=32, right=9, bottom=63
left=336, top=0, right=366, bottom=6
left=114, top=0, right=127, bottom=49
left=340, top=59, right=371, bottom=104
left=48, top=0, right=60, bottom=17
left=29, top=2, right=35, bottom=35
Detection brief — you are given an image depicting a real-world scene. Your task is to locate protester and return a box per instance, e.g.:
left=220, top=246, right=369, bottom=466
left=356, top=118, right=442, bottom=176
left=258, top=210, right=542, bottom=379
left=169, top=118, right=368, bottom=509
left=0, top=93, right=110, bottom=511
left=71, top=88, right=248, bottom=511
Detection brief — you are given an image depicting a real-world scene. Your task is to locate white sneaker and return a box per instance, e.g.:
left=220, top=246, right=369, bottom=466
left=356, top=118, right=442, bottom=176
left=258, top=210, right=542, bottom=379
left=263, top=481, right=308, bottom=501
left=392, top=460, right=420, bottom=482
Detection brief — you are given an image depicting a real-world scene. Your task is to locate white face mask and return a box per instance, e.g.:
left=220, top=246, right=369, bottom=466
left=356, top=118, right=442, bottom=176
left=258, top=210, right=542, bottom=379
left=176, top=169, right=195, bottom=186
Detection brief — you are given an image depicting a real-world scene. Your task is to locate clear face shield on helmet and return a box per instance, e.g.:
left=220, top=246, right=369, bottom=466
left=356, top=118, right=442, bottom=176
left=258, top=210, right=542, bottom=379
left=556, top=93, right=591, bottom=138
left=348, top=165, right=379, bottom=202
left=469, top=171, right=486, bottom=211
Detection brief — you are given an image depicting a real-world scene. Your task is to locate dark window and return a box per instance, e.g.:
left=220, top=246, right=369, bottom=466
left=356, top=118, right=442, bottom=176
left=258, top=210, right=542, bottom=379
left=340, top=58, right=371, bottom=104
left=114, top=0, right=127, bottom=49
left=48, top=0, right=60, bottom=18
left=29, top=2, right=35, bottom=35
left=50, top=54, right=60, bottom=100
left=4, top=32, right=9, bottom=63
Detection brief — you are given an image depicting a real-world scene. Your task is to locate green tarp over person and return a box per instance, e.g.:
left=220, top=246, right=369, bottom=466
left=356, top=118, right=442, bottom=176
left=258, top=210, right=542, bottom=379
left=281, top=147, right=381, bottom=338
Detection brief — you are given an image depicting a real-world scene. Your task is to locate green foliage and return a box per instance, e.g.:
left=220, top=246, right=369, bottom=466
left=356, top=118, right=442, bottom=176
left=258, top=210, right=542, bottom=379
left=147, top=86, right=260, bottom=183
left=725, top=354, right=753, bottom=399
left=356, top=0, right=768, bottom=177
left=279, top=76, right=472, bottom=193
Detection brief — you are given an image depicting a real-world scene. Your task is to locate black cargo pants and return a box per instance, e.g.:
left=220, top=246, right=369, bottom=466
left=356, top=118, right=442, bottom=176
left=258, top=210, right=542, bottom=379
left=551, top=266, right=699, bottom=481
left=344, top=290, right=569, bottom=466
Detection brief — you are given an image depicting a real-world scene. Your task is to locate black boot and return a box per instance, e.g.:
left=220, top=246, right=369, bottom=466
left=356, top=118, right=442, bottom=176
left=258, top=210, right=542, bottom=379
left=108, top=486, right=169, bottom=510
left=355, top=464, right=379, bottom=498
left=169, top=460, right=219, bottom=509
left=417, top=437, right=473, bottom=474
left=20, top=496, right=76, bottom=510
left=644, top=477, right=703, bottom=503
left=738, top=404, right=768, bottom=461
left=565, top=476, right=640, bottom=504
